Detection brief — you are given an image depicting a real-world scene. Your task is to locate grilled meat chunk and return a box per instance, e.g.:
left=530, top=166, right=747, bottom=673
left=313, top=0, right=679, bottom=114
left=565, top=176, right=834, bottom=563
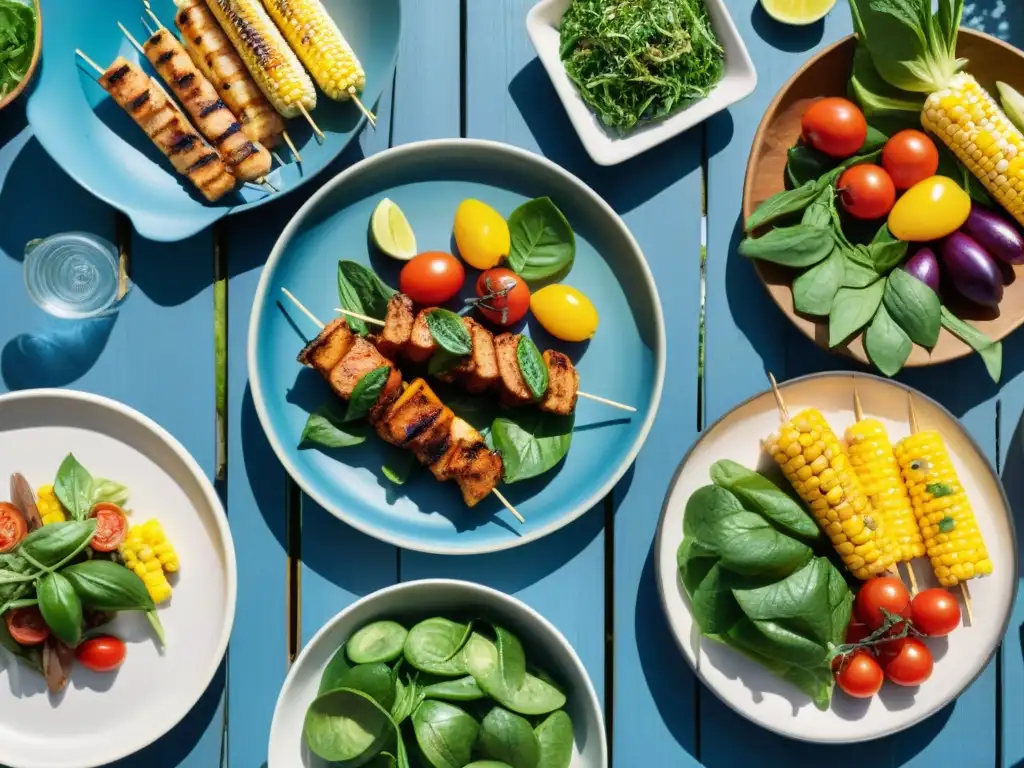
left=377, top=293, right=415, bottom=359
left=445, top=440, right=504, bottom=507
left=406, top=310, right=437, bottom=363
left=539, top=350, right=578, bottom=416
left=373, top=380, right=445, bottom=447
left=297, top=318, right=354, bottom=375
left=445, top=317, right=499, bottom=394
left=494, top=333, right=533, bottom=405
left=328, top=337, right=398, bottom=401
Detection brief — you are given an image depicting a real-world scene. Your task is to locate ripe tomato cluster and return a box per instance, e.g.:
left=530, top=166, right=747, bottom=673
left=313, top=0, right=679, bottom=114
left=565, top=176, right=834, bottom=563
left=833, top=577, right=961, bottom=699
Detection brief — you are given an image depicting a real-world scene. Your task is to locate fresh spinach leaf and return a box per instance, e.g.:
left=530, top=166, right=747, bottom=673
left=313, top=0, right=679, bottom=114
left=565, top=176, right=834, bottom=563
left=849, top=43, right=925, bottom=119
left=37, top=572, right=83, bottom=647
left=865, top=302, right=913, bottom=377
left=338, top=260, right=396, bottom=336
left=303, top=687, right=399, bottom=764
left=319, top=645, right=353, bottom=695
left=883, top=268, right=941, bottom=348
left=861, top=125, right=890, bottom=153
left=940, top=306, right=1003, bottom=382
left=347, top=621, right=408, bottom=665
left=346, top=366, right=391, bottom=422
left=535, top=710, right=574, bottom=768
left=829, top=279, right=885, bottom=347
left=800, top=186, right=833, bottom=228
left=490, top=411, right=573, bottom=483
left=324, top=663, right=398, bottom=712
left=507, top=198, right=575, bottom=281
left=422, top=675, right=485, bottom=702
left=54, top=454, right=94, bottom=521
left=787, top=147, right=834, bottom=189
left=515, top=337, right=548, bottom=401
left=744, top=182, right=822, bottom=232
left=300, top=402, right=368, bottom=449
left=793, top=248, right=844, bottom=316
left=411, top=700, right=479, bottom=768
left=464, top=634, right=566, bottom=716
left=865, top=224, right=909, bottom=272
left=404, top=618, right=472, bottom=677
left=677, top=545, right=744, bottom=639
left=477, top=707, right=540, bottom=768
left=493, top=625, right=527, bottom=694
left=426, top=309, right=473, bottom=356
left=708, top=460, right=821, bottom=543
left=840, top=249, right=881, bottom=288
left=738, top=225, right=834, bottom=268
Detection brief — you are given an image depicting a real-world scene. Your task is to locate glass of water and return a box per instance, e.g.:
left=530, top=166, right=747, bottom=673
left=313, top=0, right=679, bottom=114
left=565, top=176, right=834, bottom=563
left=23, top=232, right=130, bottom=319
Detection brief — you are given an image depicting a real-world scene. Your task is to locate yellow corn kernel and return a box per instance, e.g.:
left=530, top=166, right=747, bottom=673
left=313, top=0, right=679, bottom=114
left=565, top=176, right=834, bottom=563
left=36, top=485, right=67, bottom=525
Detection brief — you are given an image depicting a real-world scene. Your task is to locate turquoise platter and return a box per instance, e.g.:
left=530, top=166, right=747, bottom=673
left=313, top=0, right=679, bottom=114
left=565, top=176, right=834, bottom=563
left=25, top=0, right=400, bottom=242
left=248, top=139, right=666, bottom=554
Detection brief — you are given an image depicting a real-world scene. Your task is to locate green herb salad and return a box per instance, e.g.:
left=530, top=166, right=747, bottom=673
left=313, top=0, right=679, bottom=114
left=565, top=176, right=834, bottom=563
left=0, top=0, right=35, bottom=101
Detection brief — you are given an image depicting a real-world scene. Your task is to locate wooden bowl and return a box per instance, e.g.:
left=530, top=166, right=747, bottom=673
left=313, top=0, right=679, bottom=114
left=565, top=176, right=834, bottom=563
left=742, top=29, right=1024, bottom=367
left=0, top=0, right=41, bottom=112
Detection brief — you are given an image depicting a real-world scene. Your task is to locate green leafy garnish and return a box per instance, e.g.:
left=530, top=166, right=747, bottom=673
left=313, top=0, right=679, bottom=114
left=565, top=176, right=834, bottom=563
left=0, top=0, right=35, bottom=101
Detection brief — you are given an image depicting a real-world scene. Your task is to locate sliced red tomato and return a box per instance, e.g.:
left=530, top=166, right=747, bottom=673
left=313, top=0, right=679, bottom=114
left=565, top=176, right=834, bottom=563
left=89, top=503, right=128, bottom=552
left=5, top=606, right=49, bottom=645
left=474, top=268, right=531, bottom=326
left=0, top=502, right=27, bottom=553
left=76, top=635, right=127, bottom=673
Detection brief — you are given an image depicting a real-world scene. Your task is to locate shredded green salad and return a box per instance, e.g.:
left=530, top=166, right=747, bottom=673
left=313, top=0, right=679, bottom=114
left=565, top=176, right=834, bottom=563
left=559, top=0, right=724, bottom=132
left=0, top=0, right=34, bottom=100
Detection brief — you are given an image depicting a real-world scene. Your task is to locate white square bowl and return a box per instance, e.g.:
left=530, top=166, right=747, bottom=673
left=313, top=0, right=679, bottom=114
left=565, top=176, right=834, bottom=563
left=526, top=0, right=758, bottom=166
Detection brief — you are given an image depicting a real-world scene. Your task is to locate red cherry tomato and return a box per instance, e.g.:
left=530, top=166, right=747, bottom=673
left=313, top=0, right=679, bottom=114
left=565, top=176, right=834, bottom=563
left=76, top=635, right=127, bottom=673
left=0, top=502, right=27, bottom=553
left=5, top=606, right=49, bottom=645
left=89, top=503, right=128, bottom=553
left=911, top=588, right=961, bottom=637
left=856, top=576, right=911, bottom=630
left=801, top=97, right=868, bottom=158
left=838, top=164, right=897, bottom=220
left=399, top=252, right=465, bottom=305
left=834, top=651, right=884, bottom=698
left=474, top=268, right=531, bottom=326
left=882, top=129, right=940, bottom=190
left=845, top=618, right=873, bottom=645
left=882, top=636, right=933, bottom=686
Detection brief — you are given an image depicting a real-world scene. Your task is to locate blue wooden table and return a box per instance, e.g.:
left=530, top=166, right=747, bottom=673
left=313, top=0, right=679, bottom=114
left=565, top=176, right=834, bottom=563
left=1, top=0, right=1021, bottom=765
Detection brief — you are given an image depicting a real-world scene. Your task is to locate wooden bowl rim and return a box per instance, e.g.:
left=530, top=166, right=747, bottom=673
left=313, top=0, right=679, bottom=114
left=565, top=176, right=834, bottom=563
left=740, top=27, right=1021, bottom=369
left=0, top=0, right=42, bottom=112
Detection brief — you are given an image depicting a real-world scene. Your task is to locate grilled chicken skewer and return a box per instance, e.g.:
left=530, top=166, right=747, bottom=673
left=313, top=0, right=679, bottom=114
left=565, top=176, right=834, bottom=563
left=339, top=294, right=636, bottom=415
left=118, top=23, right=272, bottom=183
left=78, top=52, right=235, bottom=202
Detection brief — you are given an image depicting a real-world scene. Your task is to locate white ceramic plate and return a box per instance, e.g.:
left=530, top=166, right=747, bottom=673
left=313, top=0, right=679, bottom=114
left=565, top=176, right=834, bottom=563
left=655, top=373, right=1018, bottom=743
left=269, top=579, right=608, bottom=767
left=526, top=0, right=757, bottom=166
left=0, top=389, right=236, bottom=768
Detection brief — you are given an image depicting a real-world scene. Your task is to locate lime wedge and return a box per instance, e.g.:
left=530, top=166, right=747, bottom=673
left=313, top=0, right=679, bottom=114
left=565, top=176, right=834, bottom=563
left=997, top=82, right=1024, bottom=134
left=760, top=0, right=836, bottom=25
left=371, top=198, right=417, bottom=260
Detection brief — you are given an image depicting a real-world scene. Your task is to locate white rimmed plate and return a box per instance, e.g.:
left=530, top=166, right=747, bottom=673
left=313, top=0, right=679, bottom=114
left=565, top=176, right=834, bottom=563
left=655, top=372, right=1018, bottom=743
left=0, top=389, right=236, bottom=768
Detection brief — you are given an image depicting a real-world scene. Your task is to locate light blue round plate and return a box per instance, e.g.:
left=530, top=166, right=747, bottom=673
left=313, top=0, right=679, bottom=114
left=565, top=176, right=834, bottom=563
left=248, top=139, right=665, bottom=554
left=26, top=0, right=400, bottom=242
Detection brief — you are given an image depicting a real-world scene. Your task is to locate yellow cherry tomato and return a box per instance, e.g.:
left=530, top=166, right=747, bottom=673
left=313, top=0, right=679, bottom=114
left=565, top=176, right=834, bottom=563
left=453, top=199, right=510, bottom=270
left=888, top=176, right=971, bottom=241
left=530, top=285, right=599, bottom=342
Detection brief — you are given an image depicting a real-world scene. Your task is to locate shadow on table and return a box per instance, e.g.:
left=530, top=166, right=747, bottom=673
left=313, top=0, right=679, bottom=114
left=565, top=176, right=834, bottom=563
left=240, top=384, right=291, bottom=557
left=1, top=315, right=116, bottom=390
left=749, top=3, right=824, bottom=52
left=964, top=0, right=1024, bottom=42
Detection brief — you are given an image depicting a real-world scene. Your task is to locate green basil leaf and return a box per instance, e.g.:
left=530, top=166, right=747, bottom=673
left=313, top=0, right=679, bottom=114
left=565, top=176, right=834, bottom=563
left=426, top=309, right=472, bottom=356
left=829, top=280, right=885, bottom=347
left=19, top=520, right=96, bottom=568
left=382, top=448, right=416, bottom=486
left=37, top=572, right=82, bottom=647
left=792, top=249, right=845, bottom=316
left=745, top=182, right=822, bottom=232
left=515, top=337, right=549, bottom=401
left=787, top=146, right=836, bottom=189
left=865, top=224, right=909, bottom=272
left=490, top=411, right=574, bottom=483
left=865, top=302, right=913, bottom=377
left=883, top=269, right=941, bottom=348
left=840, top=248, right=881, bottom=288
left=54, top=454, right=95, bottom=521
left=940, top=307, right=1003, bottom=382
left=60, top=560, right=154, bottom=612
left=338, top=260, right=396, bottom=336
left=507, top=197, right=575, bottom=281
left=801, top=187, right=833, bottom=228
left=861, top=125, right=890, bottom=153
left=301, top=402, right=368, bottom=449
left=738, top=225, right=834, bottom=268
left=346, top=366, right=391, bottom=422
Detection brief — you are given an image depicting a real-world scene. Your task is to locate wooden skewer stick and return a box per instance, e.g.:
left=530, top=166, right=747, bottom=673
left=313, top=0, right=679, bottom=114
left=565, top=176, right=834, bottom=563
left=272, top=151, right=287, bottom=168
left=902, top=561, right=920, bottom=596
left=281, top=288, right=525, bottom=524
left=117, top=22, right=147, bottom=55
left=140, top=15, right=156, bottom=37
left=333, top=307, right=637, bottom=413
left=144, top=5, right=165, bottom=31
left=296, top=103, right=326, bottom=142
left=907, top=393, right=974, bottom=625
left=767, top=372, right=789, bottom=422
left=76, top=49, right=104, bottom=76
left=349, top=87, right=377, bottom=128
left=282, top=131, right=302, bottom=165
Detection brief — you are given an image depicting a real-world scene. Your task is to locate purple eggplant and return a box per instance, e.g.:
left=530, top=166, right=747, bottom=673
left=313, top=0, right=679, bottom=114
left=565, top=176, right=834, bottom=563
left=961, top=203, right=1024, bottom=264
left=904, top=247, right=941, bottom=293
left=941, top=232, right=1003, bottom=307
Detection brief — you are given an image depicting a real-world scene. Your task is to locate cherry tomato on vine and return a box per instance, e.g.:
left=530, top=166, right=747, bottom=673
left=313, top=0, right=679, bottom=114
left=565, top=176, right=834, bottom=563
left=399, top=252, right=465, bottom=305
left=845, top=618, right=873, bottom=645
left=882, top=636, right=933, bottom=686
left=856, top=576, right=911, bottom=630
left=5, top=607, right=49, bottom=645
left=474, top=268, right=530, bottom=326
left=801, top=97, right=868, bottom=158
left=0, top=502, right=27, bottom=553
left=882, top=129, right=940, bottom=190
left=89, top=503, right=128, bottom=553
left=910, top=588, right=961, bottom=637
left=834, top=651, right=884, bottom=698
left=838, top=164, right=897, bottom=220
left=76, top=635, right=127, bottom=673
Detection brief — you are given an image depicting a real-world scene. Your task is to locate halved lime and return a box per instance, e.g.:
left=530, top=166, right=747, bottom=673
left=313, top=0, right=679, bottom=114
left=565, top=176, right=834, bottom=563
left=760, top=0, right=836, bottom=25
left=997, top=82, right=1024, bottom=134
left=370, top=198, right=417, bottom=260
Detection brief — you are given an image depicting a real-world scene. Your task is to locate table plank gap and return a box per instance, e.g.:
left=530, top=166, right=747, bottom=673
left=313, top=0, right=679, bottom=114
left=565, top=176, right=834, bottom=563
left=214, top=221, right=228, bottom=481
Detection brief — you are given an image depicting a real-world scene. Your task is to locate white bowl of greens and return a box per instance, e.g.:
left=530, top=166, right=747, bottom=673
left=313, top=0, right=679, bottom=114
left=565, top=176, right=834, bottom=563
left=268, top=579, right=607, bottom=768
left=526, top=0, right=757, bottom=166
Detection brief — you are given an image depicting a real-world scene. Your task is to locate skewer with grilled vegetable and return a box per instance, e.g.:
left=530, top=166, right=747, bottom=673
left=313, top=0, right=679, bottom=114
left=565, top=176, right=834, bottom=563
left=118, top=23, right=272, bottom=183
left=77, top=52, right=236, bottom=202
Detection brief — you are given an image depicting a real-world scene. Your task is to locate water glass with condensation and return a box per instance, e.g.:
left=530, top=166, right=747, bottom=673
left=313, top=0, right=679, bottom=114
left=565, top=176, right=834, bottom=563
left=23, top=232, right=130, bottom=319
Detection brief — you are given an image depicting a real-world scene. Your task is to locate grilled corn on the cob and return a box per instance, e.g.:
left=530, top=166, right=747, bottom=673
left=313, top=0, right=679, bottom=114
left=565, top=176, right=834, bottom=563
left=764, top=408, right=896, bottom=579
left=204, top=0, right=316, bottom=118
left=36, top=485, right=66, bottom=525
left=261, top=0, right=365, bottom=100
left=894, top=430, right=993, bottom=587
left=845, top=419, right=924, bottom=562
left=120, top=520, right=179, bottom=603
